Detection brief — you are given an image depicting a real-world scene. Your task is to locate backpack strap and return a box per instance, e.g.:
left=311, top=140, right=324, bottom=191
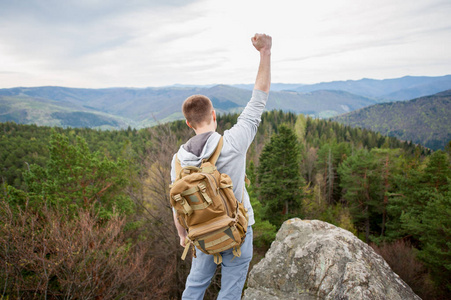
left=213, top=253, right=223, bottom=265
left=207, top=136, right=223, bottom=165
left=181, top=238, right=192, bottom=261
left=175, top=136, right=223, bottom=179
left=174, top=154, right=182, bottom=181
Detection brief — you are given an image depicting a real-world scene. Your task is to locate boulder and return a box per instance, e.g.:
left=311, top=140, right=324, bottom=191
left=243, top=218, right=421, bottom=300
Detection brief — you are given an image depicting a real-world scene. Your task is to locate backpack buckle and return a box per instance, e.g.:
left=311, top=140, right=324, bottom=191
left=198, top=182, right=212, bottom=205
left=173, top=194, right=193, bottom=216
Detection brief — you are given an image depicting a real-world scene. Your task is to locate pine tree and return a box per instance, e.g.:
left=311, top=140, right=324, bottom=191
left=257, top=124, right=303, bottom=227
left=338, top=148, right=381, bottom=242
left=395, top=151, right=451, bottom=292
left=246, top=161, right=277, bottom=248
left=370, top=148, right=402, bottom=239
left=391, top=151, right=451, bottom=239
left=414, top=187, right=451, bottom=292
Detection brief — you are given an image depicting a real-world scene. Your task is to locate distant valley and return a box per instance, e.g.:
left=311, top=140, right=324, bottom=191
left=0, top=85, right=377, bottom=129
left=1, top=75, right=451, bottom=140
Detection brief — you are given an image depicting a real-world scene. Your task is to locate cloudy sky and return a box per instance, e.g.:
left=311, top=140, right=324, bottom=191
left=0, top=0, right=450, bottom=88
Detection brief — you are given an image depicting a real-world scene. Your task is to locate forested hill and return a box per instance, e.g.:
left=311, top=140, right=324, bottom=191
left=332, top=90, right=451, bottom=150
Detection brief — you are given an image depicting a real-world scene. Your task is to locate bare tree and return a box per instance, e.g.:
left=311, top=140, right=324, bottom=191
left=0, top=197, right=169, bottom=299
left=128, top=124, right=194, bottom=299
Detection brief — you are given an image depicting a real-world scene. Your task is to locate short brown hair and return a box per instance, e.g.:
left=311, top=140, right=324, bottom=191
left=182, top=95, right=213, bottom=129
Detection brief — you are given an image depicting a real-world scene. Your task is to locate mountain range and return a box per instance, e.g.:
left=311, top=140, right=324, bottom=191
left=234, top=75, right=451, bottom=100
left=0, top=85, right=376, bottom=129
left=1, top=75, right=450, bottom=131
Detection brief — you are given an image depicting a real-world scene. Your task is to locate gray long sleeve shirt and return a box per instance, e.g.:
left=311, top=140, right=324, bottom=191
left=171, top=89, right=269, bottom=226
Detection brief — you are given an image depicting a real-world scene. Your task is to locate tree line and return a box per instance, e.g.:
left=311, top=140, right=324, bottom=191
left=1, top=111, right=449, bottom=299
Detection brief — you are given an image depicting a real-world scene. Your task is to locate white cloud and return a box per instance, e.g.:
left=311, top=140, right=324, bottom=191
left=0, top=0, right=450, bottom=88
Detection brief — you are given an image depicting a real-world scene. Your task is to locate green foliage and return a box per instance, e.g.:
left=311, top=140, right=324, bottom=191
left=391, top=151, right=451, bottom=292
left=0, top=122, right=52, bottom=188
left=0, top=122, right=152, bottom=189
left=23, top=132, right=134, bottom=218
left=0, top=129, right=168, bottom=298
left=338, top=148, right=403, bottom=242
left=338, top=149, right=380, bottom=242
left=257, top=124, right=304, bottom=227
left=244, top=160, right=277, bottom=250
left=388, top=151, right=451, bottom=240
left=319, top=203, right=357, bottom=235
left=1, top=108, right=448, bottom=297
left=412, top=188, right=451, bottom=292
left=304, top=117, right=422, bottom=154
left=294, top=113, right=307, bottom=142
left=1, top=182, right=29, bottom=214
left=316, top=142, right=351, bottom=204
left=247, top=176, right=277, bottom=248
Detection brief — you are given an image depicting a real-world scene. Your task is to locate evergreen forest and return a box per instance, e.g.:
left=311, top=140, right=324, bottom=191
left=1, top=111, right=450, bottom=299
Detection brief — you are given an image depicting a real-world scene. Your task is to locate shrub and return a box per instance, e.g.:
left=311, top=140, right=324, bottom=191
left=371, top=240, right=438, bottom=300
left=0, top=197, right=170, bottom=299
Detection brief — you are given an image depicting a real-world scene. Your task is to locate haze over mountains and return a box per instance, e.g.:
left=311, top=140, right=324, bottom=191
left=235, top=75, right=451, bottom=99
left=1, top=75, right=450, bottom=134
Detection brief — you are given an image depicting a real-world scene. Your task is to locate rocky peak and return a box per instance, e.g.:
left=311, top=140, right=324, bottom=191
left=243, top=218, right=421, bottom=300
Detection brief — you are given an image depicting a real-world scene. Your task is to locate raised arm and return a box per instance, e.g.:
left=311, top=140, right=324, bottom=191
left=251, top=33, right=272, bottom=93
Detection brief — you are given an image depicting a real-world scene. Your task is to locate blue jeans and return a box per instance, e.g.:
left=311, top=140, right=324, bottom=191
left=182, top=226, right=253, bottom=300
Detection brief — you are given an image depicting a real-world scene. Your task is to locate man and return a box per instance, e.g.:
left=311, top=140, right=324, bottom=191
left=171, top=33, right=272, bottom=299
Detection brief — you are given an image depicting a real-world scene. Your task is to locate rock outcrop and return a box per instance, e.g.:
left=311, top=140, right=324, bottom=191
left=243, top=218, right=421, bottom=300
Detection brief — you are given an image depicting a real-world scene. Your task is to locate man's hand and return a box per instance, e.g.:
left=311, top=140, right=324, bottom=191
left=179, top=231, right=188, bottom=247
left=251, top=33, right=272, bottom=54
left=173, top=210, right=188, bottom=247
left=252, top=33, right=271, bottom=93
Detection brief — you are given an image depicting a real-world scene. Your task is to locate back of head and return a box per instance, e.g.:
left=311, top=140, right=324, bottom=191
left=182, top=95, right=213, bottom=129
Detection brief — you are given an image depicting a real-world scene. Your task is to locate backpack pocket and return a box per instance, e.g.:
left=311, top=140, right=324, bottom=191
left=170, top=173, right=226, bottom=226
left=235, top=202, right=249, bottom=239
left=218, top=173, right=248, bottom=240
left=188, top=216, right=241, bottom=256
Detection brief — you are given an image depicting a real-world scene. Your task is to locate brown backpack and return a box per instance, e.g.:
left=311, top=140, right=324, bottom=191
left=169, top=137, right=249, bottom=264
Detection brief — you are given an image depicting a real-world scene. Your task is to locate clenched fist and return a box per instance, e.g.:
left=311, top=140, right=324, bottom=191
left=251, top=33, right=272, bottom=53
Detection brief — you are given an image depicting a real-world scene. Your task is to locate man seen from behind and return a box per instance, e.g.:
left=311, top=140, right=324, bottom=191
left=171, top=33, right=272, bottom=299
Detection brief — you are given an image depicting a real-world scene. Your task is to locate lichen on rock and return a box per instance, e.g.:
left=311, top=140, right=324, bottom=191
left=243, top=218, right=421, bottom=300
